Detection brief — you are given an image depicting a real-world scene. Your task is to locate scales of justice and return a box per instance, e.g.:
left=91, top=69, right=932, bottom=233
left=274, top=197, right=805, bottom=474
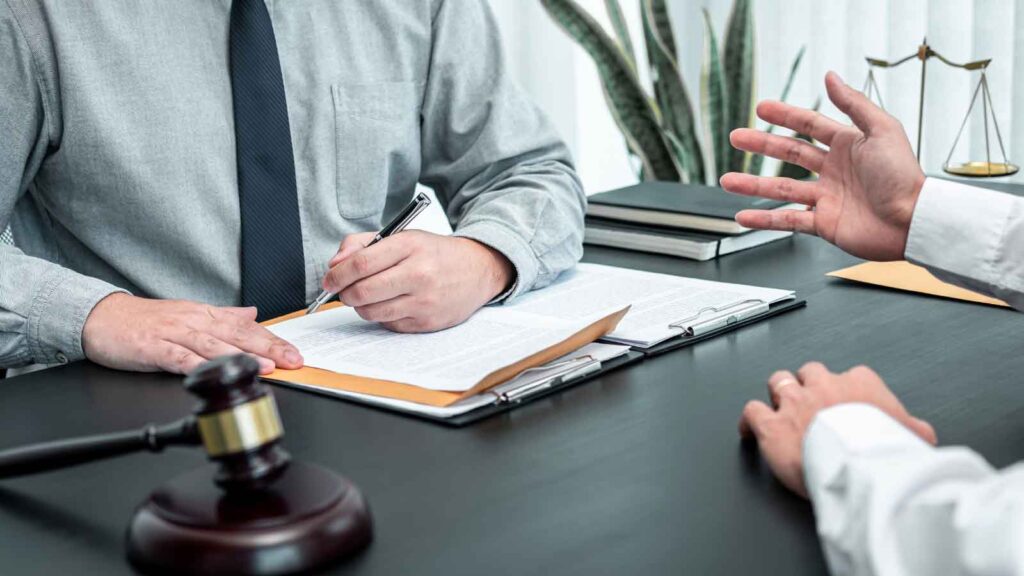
left=862, top=38, right=1018, bottom=178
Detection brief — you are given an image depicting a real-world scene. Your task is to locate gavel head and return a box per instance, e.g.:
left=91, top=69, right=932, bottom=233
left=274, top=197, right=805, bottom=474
left=184, top=354, right=291, bottom=492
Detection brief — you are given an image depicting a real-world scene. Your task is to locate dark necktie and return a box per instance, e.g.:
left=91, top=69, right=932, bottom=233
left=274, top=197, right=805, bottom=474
left=230, top=0, right=306, bottom=321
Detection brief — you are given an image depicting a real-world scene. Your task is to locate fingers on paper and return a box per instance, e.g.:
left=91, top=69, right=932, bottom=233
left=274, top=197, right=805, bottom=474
left=735, top=209, right=816, bottom=235
left=739, top=400, right=775, bottom=440
left=825, top=71, right=892, bottom=135
left=729, top=129, right=825, bottom=173
left=755, top=100, right=844, bottom=146
left=720, top=173, right=819, bottom=206
left=207, top=318, right=303, bottom=369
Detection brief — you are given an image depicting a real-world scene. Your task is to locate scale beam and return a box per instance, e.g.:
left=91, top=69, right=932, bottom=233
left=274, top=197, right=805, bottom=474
left=863, top=39, right=1017, bottom=178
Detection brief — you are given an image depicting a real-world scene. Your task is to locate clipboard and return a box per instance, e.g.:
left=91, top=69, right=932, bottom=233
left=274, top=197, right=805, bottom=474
left=260, top=298, right=803, bottom=425
left=260, top=304, right=631, bottom=407
left=271, top=349, right=646, bottom=427
left=640, top=298, right=807, bottom=357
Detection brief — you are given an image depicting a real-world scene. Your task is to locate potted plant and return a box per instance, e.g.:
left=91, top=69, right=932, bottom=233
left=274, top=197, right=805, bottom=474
left=539, top=0, right=812, bottom=185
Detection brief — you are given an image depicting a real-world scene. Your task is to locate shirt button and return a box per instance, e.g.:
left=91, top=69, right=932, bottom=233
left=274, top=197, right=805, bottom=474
left=55, top=352, right=68, bottom=364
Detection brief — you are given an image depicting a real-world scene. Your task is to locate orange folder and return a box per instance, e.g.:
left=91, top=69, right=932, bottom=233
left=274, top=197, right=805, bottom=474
left=827, top=261, right=1008, bottom=308
left=261, top=303, right=629, bottom=408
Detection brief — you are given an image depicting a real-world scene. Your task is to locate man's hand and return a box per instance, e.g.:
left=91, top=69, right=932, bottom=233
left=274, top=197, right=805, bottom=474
left=739, top=362, right=937, bottom=497
left=83, top=293, right=303, bottom=375
left=324, top=231, right=514, bottom=332
left=721, top=72, right=926, bottom=261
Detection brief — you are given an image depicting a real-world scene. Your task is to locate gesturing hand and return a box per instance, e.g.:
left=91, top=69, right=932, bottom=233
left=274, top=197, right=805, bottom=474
left=721, top=72, right=927, bottom=261
left=739, top=362, right=937, bottom=497
left=83, top=293, right=303, bottom=375
left=323, top=230, right=514, bottom=333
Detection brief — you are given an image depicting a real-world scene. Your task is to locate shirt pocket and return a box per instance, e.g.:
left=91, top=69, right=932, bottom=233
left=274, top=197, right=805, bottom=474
left=331, top=81, right=423, bottom=221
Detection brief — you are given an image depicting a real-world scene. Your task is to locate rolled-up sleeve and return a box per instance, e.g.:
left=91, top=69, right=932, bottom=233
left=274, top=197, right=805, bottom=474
left=0, top=3, right=124, bottom=368
left=905, top=178, right=1024, bottom=311
left=417, top=0, right=587, bottom=301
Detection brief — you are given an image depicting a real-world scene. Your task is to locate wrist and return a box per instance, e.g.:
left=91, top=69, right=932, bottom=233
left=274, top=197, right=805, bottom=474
left=82, top=292, right=133, bottom=355
left=457, top=237, right=515, bottom=300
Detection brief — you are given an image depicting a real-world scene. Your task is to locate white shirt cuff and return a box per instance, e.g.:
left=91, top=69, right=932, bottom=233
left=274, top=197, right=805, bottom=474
left=905, top=178, right=1015, bottom=283
left=803, top=404, right=931, bottom=502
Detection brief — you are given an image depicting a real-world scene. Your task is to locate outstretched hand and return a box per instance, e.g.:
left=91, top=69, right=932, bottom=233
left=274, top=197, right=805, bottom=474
left=721, top=72, right=926, bottom=262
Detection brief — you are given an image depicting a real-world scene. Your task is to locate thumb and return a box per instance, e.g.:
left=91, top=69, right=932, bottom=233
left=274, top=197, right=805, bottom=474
left=825, top=71, right=888, bottom=136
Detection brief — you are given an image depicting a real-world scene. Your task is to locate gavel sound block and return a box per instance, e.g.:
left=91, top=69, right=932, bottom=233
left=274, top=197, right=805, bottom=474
left=0, top=355, right=373, bottom=576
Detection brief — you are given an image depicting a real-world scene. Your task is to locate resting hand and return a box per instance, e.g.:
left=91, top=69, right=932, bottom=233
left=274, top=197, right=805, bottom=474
left=739, top=362, right=937, bottom=497
left=83, top=294, right=303, bottom=375
left=323, top=231, right=514, bottom=332
left=721, top=72, right=926, bottom=261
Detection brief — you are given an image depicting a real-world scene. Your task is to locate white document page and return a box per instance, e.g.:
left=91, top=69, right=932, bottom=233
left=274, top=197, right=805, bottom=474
left=276, top=342, right=631, bottom=419
left=267, top=305, right=601, bottom=392
left=508, top=263, right=794, bottom=348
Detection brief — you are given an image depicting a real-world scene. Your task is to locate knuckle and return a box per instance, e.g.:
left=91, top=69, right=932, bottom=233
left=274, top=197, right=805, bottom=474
left=347, top=284, right=370, bottom=305
left=375, top=305, right=396, bottom=321
left=848, top=364, right=877, bottom=379
left=786, top=143, right=803, bottom=163
left=354, top=305, right=377, bottom=322
left=230, top=324, right=252, bottom=344
left=351, top=253, right=372, bottom=276
left=776, top=179, right=794, bottom=199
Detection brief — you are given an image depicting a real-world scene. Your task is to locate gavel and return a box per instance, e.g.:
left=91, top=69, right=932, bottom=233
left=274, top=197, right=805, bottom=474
left=0, top=355, right=373, bottom=576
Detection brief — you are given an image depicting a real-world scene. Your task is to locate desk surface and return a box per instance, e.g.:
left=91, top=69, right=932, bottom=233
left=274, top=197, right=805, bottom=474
left=1, top=237, right=1023, bottom=575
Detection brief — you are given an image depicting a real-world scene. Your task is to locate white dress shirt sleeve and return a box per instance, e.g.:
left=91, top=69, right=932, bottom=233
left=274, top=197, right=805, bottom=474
left=905, top=178, right=1024, bottom=311
left=804, top=403, right=1024, bottom=576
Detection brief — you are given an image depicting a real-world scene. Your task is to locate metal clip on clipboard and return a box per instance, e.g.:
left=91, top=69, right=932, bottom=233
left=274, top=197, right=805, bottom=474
left=668, top=299, right=770, bottom=338
left=493, top=355, right=602, bottom=404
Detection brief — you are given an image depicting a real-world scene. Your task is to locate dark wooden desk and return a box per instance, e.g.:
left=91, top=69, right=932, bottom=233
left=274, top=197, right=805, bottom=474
left=1, top=237, right=1022, bottom=575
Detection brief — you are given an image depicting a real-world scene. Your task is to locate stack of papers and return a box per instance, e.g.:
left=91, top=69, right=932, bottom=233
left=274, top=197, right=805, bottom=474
left=508, top=264, right=795, bottom=348
left=264, top=263, right=795, bottom=418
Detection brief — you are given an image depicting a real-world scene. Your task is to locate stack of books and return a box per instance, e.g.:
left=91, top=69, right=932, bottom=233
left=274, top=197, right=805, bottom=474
left=584, top=182, right=803, bottom=261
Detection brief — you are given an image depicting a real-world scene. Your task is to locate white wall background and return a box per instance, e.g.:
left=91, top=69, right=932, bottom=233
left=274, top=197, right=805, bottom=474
left=489, top=0, right=1024, bottom=193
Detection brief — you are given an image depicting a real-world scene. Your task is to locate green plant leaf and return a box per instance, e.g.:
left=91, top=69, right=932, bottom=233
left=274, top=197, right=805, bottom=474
left=777, top=45, right=805, bottom=104
left=642, top=0, right=705, bottom=184
left=662, top=129, right=693, bottom=184
left=749, top=45, right=804, bottom=176
left=776, top=97, right=821, bottom=180
left=722, top=0, right=755, bottom=174
left=604, top=0, right=637, bottom=70
left=643, top=0, right=676, bottom=60
left=700, top=9, right=729, bottom=179
left=541, top=0, right=681, bottom=181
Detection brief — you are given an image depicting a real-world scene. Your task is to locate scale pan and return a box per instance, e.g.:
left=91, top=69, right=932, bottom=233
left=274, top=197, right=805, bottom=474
left=943, top=161, right=1020, bottom=178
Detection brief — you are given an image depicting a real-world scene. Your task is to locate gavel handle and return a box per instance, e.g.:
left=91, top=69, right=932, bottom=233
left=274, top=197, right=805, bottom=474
left=0, top=418, right=200, bottom=479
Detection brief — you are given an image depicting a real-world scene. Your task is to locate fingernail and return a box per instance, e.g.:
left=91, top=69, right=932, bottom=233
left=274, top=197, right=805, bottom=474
left=286, top=349, right=303, bottom=365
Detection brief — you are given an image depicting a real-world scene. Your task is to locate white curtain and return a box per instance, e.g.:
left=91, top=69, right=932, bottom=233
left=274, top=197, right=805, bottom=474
left=489, top=0, right=1024, bottom=194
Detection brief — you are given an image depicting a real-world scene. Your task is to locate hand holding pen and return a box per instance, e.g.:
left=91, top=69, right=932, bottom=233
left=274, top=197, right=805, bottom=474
left=309, top=192, right=516, bottom=333
left=307, top=193, right=432, bottom=315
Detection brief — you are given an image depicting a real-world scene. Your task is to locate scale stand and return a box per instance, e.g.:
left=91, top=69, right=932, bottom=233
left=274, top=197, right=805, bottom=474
left=864, top=38, right=1018, bottom=178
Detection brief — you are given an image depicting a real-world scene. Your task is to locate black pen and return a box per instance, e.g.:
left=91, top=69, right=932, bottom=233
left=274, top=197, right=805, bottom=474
left=306, top=192, right=432, bottom=315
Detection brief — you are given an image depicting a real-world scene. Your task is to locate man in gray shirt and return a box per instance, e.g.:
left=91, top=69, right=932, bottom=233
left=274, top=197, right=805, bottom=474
left=0, top=0, right=585, bottom=375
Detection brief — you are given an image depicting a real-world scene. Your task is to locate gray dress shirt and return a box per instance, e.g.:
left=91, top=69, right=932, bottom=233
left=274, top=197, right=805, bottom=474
left=0, top=0, right=586, bottom=369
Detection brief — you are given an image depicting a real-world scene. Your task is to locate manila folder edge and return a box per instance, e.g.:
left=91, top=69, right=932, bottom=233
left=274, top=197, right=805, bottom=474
left=261, top=303, right=630, bottom=408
